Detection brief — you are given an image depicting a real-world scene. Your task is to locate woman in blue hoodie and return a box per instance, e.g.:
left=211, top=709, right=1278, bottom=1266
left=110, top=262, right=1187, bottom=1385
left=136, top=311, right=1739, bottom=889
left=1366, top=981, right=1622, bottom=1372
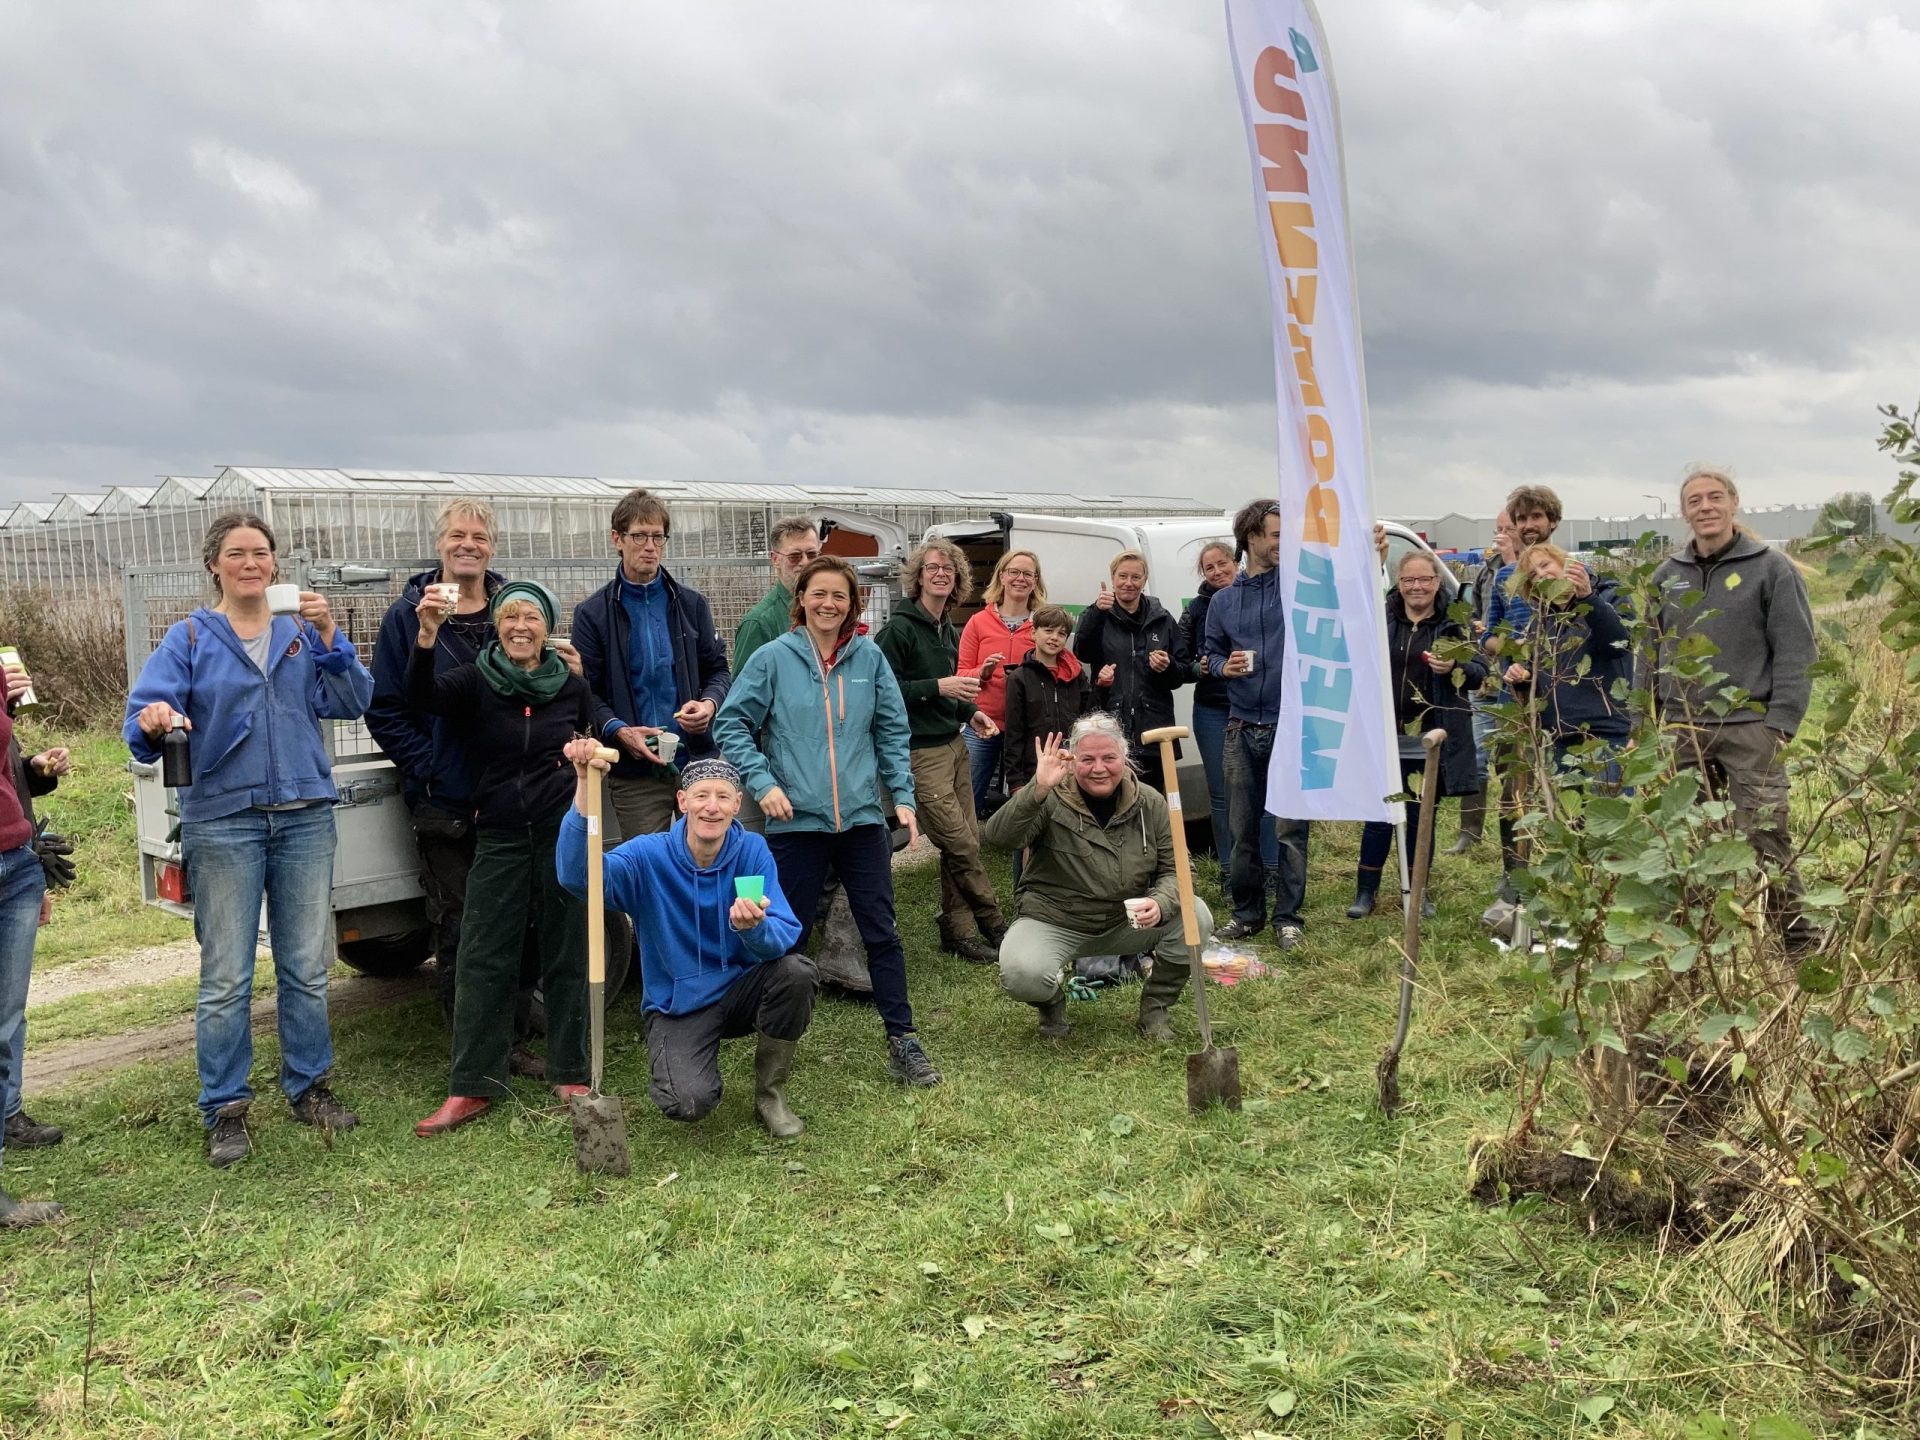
left=1504, top=543, right=1633, bottom=780
left=125, top=513, right=373, bottom=1169
left=714, top=556, right=943, bottom=1089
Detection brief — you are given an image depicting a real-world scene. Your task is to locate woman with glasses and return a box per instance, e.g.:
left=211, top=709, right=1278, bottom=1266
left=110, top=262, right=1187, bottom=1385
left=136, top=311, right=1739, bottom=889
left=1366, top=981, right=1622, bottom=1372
left=957, top=549, right=1047, bottom=815
left=1347, top=550, right=1486, bottom=919
left=875, top=539, right=1009, bottom=967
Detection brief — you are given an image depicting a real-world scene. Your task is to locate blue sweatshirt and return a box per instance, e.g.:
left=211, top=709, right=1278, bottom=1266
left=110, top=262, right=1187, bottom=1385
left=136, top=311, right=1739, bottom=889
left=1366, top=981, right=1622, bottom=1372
left=619, top=573, right=679, bottom=735
left=556, top=809, right=801, bottom=1016
left=125, top=608, right=373, bottom=824
left=1201, top=567, right=1286, bottom=724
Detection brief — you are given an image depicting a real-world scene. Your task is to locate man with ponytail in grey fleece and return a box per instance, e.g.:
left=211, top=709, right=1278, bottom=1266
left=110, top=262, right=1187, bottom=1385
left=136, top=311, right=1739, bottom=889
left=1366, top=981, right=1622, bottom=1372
left=1648, top=465, right=1819, bottom=951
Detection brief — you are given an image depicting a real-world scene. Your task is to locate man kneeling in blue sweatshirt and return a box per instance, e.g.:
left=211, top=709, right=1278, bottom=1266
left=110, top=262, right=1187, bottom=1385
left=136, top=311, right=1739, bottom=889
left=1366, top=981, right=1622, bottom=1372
left=557, top=746, right=815, bottom=1138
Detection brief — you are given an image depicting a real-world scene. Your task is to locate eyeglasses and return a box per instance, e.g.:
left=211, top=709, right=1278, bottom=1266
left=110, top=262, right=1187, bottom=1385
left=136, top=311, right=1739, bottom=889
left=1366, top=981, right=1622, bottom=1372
left=778, top=548, right=821, bottom=564
left=1002, top=568, right=1037, bottom=580
left=620, top=530, right=668, bottom=547
left=921, top=563, right=957, bottom=576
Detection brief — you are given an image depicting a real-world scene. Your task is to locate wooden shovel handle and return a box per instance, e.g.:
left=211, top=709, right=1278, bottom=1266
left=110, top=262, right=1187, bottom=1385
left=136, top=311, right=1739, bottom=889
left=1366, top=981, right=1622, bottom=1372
left=584, top=745, right=619, bottom=986
left=1140, top=725, right=1212, bottom=1047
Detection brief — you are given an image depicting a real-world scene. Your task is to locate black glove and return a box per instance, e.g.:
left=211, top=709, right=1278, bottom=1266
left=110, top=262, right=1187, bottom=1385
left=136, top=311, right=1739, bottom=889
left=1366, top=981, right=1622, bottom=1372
left=30, top=818, right=75, bottom=890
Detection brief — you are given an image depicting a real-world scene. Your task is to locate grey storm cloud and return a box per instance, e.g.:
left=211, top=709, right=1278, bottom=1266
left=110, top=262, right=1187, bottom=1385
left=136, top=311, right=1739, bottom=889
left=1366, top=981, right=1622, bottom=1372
left=1, top=0, right=1914, bottom=514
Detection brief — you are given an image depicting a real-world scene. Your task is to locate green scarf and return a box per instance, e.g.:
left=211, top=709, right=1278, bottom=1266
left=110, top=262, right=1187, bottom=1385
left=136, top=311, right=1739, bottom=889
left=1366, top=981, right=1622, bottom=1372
left=475, top=639, right=571, bottom=704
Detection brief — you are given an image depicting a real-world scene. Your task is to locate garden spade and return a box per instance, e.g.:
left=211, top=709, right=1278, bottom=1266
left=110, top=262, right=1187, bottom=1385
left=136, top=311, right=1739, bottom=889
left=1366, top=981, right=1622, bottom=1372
left=1376, top=728, right=1447, bottom=1116
left=1142, top=726, right=1241, bottom=1114
left=571, top=745, right=631, bottom=1177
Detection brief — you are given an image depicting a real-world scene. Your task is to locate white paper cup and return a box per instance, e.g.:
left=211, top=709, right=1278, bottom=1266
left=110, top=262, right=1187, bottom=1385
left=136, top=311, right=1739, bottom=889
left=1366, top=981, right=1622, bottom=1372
left=1234, top=649, right=1257, bottom=672
left=431, top=582, right=461, bottom=609
left=654, top=732, right=680, bottom=764
left=266, top=583, right=301, bottom=615
left=1124, top=897, right=1156, bottom=928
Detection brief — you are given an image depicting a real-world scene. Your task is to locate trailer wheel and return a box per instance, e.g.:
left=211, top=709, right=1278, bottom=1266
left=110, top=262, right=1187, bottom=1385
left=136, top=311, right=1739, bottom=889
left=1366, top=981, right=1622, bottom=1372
left=338, top=927, right=432, bottom=977
left=521, top=909, right=634, bottom=1037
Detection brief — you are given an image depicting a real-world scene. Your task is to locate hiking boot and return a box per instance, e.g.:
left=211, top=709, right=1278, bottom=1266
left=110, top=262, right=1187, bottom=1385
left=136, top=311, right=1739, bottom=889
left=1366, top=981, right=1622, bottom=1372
left=1448, top=791, right=1486, bottom=855
left=1034, top=992, right=1070, bottom=1040
left=5, top=1110, right=63, bottom=1149
left=0, top=1191, right=64, bottom=1228
left=939, top=921, right=999, bottom=966
left=754, top=1035, right=805, bottom=1139
left=508, top=1043, right=547, bottom=1080
left=1212, top=918, right=1260, bottom=942
left=885, top=1034, right=944, bottom=1087
left=207, top=1101, right=251, bottom=1169
left=290, top=1084, right=360, bottom=1133
left=1345, top=885, right=1377, bottom=920
left=1275, top=924, right=1305, bottom=952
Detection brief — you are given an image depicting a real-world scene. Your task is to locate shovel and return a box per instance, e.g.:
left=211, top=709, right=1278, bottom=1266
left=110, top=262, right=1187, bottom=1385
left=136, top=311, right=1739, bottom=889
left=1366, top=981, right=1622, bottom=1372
left=570, top=744, right=631, bottom=1177
left=1142, top=725, right=1241, bottom=1114
left=1376, top=728, right=1447, bottom=1116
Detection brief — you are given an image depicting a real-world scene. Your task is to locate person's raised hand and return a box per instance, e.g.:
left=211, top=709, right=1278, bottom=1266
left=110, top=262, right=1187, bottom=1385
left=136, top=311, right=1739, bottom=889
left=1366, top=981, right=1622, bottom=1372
left=761, top=786, right=795, bottom=822
left=299, top=591, right=337, bottom=646
left=937, top=674, right=981, bottom=702
left=1096, top=663, right=1116, bottom=687
left=1031, top=733, right=1071, bottom=794
left=551, top=638, right=584, bottom=679
left=1504, top=662, right=1531, bottom=686
left=1093, top=581, right=1114, bottom=611
left=413, top=592, right=447, bottom=644
left=616, top=725, right=672, bottom=764
left=675, top=698, right=716, bottom=734
left=1423, top=651, right=1455, bottom=675
left=1147, top=649, right=1170, bottom=672
left=564, top=736, right=614, bottom=774
left=1373, top=521, right=1388, bottom=567
left=729, top=894, right=770, bottom=931
left=30, top=747, right=70, bottom=778
left=1567, top=563, right=1593, bottom=599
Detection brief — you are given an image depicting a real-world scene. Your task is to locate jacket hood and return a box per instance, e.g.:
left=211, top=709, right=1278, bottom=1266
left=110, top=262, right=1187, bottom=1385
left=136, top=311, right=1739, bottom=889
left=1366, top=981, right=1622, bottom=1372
left=892, top=599, right=955, bottom=633
left=1106, top=593, right=1173, bottom=631
left=771, top=625, right=875, bottom=677
left=1021, top=647, right=1083, bottom=683
left=1233, top=567, right=1279, bottom=594
left=1676, top=530, right=1771, bottom=568
left=664, top=814, right=748, bottom=877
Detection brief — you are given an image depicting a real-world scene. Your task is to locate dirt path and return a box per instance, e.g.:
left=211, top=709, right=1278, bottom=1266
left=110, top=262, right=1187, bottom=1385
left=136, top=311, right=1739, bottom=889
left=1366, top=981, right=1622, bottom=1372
left=27, top=940, right=203, bottom=1008
left=22, top=971, right=428, bottom=1098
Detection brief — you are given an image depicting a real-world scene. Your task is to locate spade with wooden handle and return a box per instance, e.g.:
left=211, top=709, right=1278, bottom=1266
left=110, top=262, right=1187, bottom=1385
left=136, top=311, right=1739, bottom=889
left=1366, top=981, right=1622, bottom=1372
left=1141, top=725, right=1241, bottom=1113
left=570, top=744, right=631, bottom=1176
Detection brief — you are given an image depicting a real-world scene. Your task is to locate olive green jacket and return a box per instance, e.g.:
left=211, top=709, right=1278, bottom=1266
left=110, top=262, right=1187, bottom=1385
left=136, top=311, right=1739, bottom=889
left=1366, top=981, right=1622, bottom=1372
left=983, top=770, right=1181, bottom=934
left=733, top=583, right=794, bottom=669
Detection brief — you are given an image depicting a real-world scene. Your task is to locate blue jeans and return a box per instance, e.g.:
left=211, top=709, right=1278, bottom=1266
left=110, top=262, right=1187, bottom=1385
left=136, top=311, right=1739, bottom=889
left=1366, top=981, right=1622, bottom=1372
left=1223, top=720, right=1310, bottom=930
left=1470, top=694, right=1497, bottom=790
left=962, top=728, right=1002, bottom=816
left=1194, top=702, right=1276, bottom=868
left=182, top=804, right=339, bottom=1125
left=0, top=843, right=47, bottom=1169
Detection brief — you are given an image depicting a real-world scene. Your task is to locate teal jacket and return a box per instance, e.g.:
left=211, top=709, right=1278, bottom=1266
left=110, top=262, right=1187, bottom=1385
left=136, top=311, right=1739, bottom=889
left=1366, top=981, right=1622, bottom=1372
left=714, top=629, right=916, bottom=834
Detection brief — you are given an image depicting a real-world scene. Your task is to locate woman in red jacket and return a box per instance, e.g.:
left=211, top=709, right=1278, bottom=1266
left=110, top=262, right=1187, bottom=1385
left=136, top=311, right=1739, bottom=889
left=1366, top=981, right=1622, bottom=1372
left=957, top=549, right=1047, bottom=815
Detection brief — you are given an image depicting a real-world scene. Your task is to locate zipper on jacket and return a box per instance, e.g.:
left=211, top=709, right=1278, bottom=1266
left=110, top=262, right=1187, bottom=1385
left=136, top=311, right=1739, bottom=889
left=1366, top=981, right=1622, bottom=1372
left=818, top=652, right=843, bottom=831
left=518, top=704, right=532, bottom=821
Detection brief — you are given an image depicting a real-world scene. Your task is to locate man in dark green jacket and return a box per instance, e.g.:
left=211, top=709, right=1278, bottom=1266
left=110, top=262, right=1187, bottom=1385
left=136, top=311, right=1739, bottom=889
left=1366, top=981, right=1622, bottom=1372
left=734, top=516, right=821, bottom=668
left=875, top=538, right=1007, bottom=965
left=983, top=714, right=1207, bottom=1042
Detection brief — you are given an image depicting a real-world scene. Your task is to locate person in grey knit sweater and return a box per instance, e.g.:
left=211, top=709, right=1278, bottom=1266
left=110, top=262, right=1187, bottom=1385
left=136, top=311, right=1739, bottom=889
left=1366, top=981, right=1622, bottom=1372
left=1647, top=466, right=1818, bottom=949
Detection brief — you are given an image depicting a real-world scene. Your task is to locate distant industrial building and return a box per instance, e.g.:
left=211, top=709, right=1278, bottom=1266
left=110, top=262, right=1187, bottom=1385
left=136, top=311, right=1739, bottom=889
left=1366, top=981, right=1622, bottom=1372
left=1414, top=502, right=1913, bottom=557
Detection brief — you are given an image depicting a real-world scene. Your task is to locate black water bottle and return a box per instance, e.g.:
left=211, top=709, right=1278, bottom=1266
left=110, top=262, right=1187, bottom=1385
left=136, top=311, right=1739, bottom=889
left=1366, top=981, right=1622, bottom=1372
left=161, top=716, right=192, bottom=789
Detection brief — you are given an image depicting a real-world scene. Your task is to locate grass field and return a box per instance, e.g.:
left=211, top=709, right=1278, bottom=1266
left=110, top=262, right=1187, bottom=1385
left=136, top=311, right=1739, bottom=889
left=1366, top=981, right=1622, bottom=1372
left=0, top=787, right=1833, bottom=1439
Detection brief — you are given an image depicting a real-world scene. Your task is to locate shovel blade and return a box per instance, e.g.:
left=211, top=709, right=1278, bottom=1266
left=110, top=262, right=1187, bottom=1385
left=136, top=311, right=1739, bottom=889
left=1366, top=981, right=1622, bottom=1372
left=569, top=1093, right=631, bottom=1177
left=1186, top=1044, right=1242, bottom=1114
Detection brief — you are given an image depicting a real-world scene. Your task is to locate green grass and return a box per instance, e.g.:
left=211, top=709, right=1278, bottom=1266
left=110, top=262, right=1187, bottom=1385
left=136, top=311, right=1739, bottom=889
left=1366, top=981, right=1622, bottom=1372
left=23, top=960, right=278, bottom=1048
left=13, top=719, right=192, bottom=968
left=0, top=822, right=1831, bottom=1438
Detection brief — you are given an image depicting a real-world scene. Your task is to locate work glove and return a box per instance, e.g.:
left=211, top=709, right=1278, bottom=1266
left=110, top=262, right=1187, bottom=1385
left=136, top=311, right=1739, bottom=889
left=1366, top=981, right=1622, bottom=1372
left=30, top=818, right=75, bottom=890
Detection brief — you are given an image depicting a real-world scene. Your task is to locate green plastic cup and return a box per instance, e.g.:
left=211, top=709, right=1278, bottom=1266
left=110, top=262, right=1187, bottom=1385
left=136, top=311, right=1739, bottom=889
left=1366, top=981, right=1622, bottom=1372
left=734, top=875, right=766, bottom=904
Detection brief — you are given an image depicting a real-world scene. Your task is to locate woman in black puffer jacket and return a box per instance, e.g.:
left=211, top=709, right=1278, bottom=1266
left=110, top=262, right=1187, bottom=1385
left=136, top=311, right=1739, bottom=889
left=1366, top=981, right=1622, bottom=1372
left=1072, top=549, right=1188, bottom=786
left=1349, top=551, right=1487, bottom=919
left=1180, top=540, right=1241, bottom=862
left=406, top=579, right=594, bottom=1138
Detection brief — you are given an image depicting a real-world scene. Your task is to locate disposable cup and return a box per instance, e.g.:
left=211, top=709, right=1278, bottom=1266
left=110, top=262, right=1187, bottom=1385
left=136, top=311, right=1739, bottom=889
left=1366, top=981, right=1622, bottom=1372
left=1124, top=897, right=1156, bottom=928
left=1234, top=649, right=1257, bottom=672
left=654, top=732, right=680, bottom=763
left=266, top=583, right=302, bottom=615
left=734, top=875, right=766, bottom=903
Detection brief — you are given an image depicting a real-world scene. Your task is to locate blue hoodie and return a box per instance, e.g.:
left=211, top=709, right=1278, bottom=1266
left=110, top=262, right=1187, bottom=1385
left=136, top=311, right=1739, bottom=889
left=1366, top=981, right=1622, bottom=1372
left=1201, top=567, right=1286, bottom=725
left=713, top=628, right=916, bottom=833
left=124, top=608, right=373, bottom=824
left=556, top=809, right=801, bottom=1016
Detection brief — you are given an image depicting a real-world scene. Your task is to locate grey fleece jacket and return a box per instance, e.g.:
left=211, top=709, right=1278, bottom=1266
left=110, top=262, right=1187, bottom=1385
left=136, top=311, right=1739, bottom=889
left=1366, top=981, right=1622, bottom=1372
left=1648, top=532, right=1816, bottom=734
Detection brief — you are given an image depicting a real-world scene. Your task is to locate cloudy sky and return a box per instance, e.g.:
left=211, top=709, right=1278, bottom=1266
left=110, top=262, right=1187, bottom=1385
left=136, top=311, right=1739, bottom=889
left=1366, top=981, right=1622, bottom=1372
left=2, top=0, right=1914, bottom=518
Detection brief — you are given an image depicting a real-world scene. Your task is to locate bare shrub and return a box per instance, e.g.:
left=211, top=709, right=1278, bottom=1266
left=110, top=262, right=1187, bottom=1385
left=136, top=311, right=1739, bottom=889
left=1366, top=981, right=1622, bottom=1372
left=0, top=583, right=129, bottom=727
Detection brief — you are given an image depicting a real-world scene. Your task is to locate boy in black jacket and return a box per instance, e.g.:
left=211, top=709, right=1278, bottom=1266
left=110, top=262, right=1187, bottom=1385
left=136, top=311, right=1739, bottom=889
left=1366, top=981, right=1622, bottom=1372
left=1003, top=608, right=1093, bottom=791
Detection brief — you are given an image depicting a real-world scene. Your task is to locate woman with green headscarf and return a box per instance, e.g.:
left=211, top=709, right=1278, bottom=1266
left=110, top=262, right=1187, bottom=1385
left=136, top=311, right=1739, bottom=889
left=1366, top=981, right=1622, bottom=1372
left=406, top=579, right=596, bottom=1136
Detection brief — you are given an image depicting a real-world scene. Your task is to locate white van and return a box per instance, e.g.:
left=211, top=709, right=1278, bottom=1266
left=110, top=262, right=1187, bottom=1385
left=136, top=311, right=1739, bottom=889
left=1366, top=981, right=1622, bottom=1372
left=924, top=511, right=1452, bottom=853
